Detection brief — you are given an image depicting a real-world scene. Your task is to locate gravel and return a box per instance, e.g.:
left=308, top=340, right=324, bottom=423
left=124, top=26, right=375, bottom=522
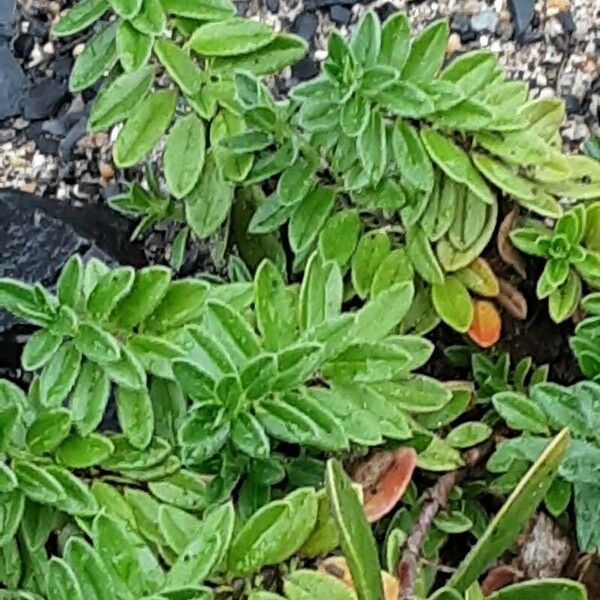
left=0, top=0, right=598, bottom=201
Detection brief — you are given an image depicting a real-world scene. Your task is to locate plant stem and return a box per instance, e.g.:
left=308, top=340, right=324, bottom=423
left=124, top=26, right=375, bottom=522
left=397, top=441, right=493, bottom=600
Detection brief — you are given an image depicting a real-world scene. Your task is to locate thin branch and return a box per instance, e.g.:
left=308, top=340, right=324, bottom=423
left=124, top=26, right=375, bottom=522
left=397, top=441, right=493, bottom=600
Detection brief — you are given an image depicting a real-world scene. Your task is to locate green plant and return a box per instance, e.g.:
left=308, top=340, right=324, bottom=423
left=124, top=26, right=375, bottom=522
left=489, top=380, right=600, bottom=554
left=52, top=0, right=307, bottom=173
left=510, top=203, right=600, bottom=322
left=570, top=292, right=600, bottom=381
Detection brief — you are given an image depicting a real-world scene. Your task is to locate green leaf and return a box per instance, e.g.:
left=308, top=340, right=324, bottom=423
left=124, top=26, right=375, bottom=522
left=277, top=159, right=317, bottom=207
left=13, top=461, right=65, bottom=504
left=351, top=231, right=391, bottom=298
left=545, top=477, right=571, bottom=517
left=155, top=39, right=202, bottom=96
left=164, top=113, right=205, bottom=199
left=74, top=323, right=120, bottom=363
left=228, top=488, right=318, bottom=576
left=434, top=511, right=473, bottom=534
left=0, top=461, right=17, bottom=492
left=161, top=0, right=235, bottom=20
left=111, top=266, right=172, bottom=329
left=375, top=81, right=435, bottom=118
left=0, top=490, right=24, bottom=545
left=472, top=153, right=562, bottom=218
left=165, top=502, right=234, bottom=587
left=109, top=0, right=142, bottom=18
left=446, top=422, right=492, bottom=448
left=358, top=110, right=386, bottom=184
left=89, top=65, right=154, bottom=131
left=254, top=259, right=298, bottom=351
left=392, top=120, right=434, bottom=192
left=69, top=360, right=110, bottom=435
left=574, top=481, right=600, bottom=553
left=492, top=391, right=550, bottom=434
left=52, top=0, right=109, bottom=37
left=93, top=512, right=164, bottom=595
left=440, top=50, right=497, bottom=96
left=143, top=279, right=209, bottom=333
left=351, top=10, right=381, bottom=68
left=103, top=344, right=146, bottom=390
left=289, top=186, right=336, bottom=255
left=116, top=20, right=152, bottom=71
left=191, top=18, right=274, bottom=56
left=21, top=329, right=62, bottom=371
left=46, top=558, right=84, bottom=600
left=418, top=436, right=464, bottom=471
left=319, top=210, right=361, bottom=268
left=352, top=281, right=415, bottom=342
left=402, top=19, right=449, bottom=82
left=148, top=470, right=208, bottom=511
left=211, top=108, right=254, bottom=182
left=285, top=570, right=356, bottom=600
left=378, top=12, right=410, bottom=70
left=298, top=252, right=343, bottom=331
left=26, top=408, right=72, bottom=455
left=69, top=22, right=117, bottom=92
left=432, top=276, right=473, bottom=332
left=56, top=433, right=114, bottom=468
left=184, top=152, right=233, bottom=238
left=549, top=270, right=581, bottom=323
left=40, top=343, right=82, bottom=407
left=487, top=580, right=587, bottom=600
left=326, top=459, right=384, bottom=600
left=159, top=503, right=202, bottom=554
left=57, top=255, right=83, bottom=309
left=116, top=386, right=154, bottom=449
left=131, top=0, right=166, bottom=35
left=64, top=537, right=114, bottom=600
left=113, top=89, right=177, bottom=168
left=231, top=413, right=270, bottom=458
left=421, top=129, right=494, bottom=205
left=46, top=466, right=98, bottom=516
left=203, top=299, right=261, bottom=365
left=103, top=435, right=170, bottom=470
left=450, top=429, right=570, bottom=592
left=406, top=227, right=445, bottom=284
left=87, top=266, right=135, bottom=320
left=212, top=34, right=307, bottom=75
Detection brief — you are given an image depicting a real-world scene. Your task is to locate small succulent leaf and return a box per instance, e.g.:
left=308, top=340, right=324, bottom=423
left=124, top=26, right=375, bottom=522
left=52, top=0, right=109, bottom=37
left=190, top=18, right=275, bottom=56
left=116, top=20, right=152, bottom=71
left=154, top=39, right=202, bottom=96
left=402, top=19, right=449, bottom=82
left=69, top=23, right=117, bottom=92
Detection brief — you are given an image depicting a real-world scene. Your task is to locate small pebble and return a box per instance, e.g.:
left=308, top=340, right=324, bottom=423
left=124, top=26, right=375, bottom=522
left=447, top=32, right=462, bottom=55
left=99, top=161, right=115, bottom=180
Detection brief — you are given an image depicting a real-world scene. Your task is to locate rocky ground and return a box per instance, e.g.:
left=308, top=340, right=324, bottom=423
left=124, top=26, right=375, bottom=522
left=0, top=0, right=598, bottom=203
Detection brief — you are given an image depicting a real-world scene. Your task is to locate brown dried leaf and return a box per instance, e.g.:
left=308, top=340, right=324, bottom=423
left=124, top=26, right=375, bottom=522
left=497, top=277, right=528, bottom=320
left=518, top=513, right=571, bottom=579
left=497, top=209, right=527, bottom=278
left=319, top=556, right=400, bottom=600
left=576, top=554, right=600, bottom=600
left=353, top=448, right=417, bottom=523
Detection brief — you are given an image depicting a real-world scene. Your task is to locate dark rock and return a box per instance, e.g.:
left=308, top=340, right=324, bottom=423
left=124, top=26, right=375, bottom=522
left=508, top=0, right=535, bottom=43
left=292, top=11, right=318, bottom=45
left=0, top=189, right=146, bottom=328
left=52, top=55, right=74, bottom=79
left=234, top=1, right=246, bottom=16
left=330, top=4, right=352, bottom=25
left=292, top=57, right=319, bottom=81
left=564, top=94, right=582, bottom=115
left=0, top=0, right=17, bottom=40
left=20, top=78, right=69, bottom=121
left=451, top=14, right=477, bottom=43
left=304, top=0, right=355, bottom=8
left=375, top=2, right=396, bottom=23
left=59, top=115, right=87, bottom=161
left=0, top=44, right=26, bottom=121
left=556, top=11, right=575, bottom=35
left=266, top=0, right=279, bottom=12
left=26, top=16, right=48, bottom=42
left=35, top=135, right=59, bottom=155
left=12, top=33, right=34, bottom=59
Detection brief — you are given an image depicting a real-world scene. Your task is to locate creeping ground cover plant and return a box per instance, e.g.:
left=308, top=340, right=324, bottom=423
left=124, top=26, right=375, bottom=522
left=0, top=2, right=598, bottom=599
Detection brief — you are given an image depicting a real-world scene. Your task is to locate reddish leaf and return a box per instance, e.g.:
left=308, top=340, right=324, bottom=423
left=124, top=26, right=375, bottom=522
left=353, top=448, right=417, bottom=523
left=481, top=565, right=517, bottom=595
left=468, top=299, right=501, bottom=348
